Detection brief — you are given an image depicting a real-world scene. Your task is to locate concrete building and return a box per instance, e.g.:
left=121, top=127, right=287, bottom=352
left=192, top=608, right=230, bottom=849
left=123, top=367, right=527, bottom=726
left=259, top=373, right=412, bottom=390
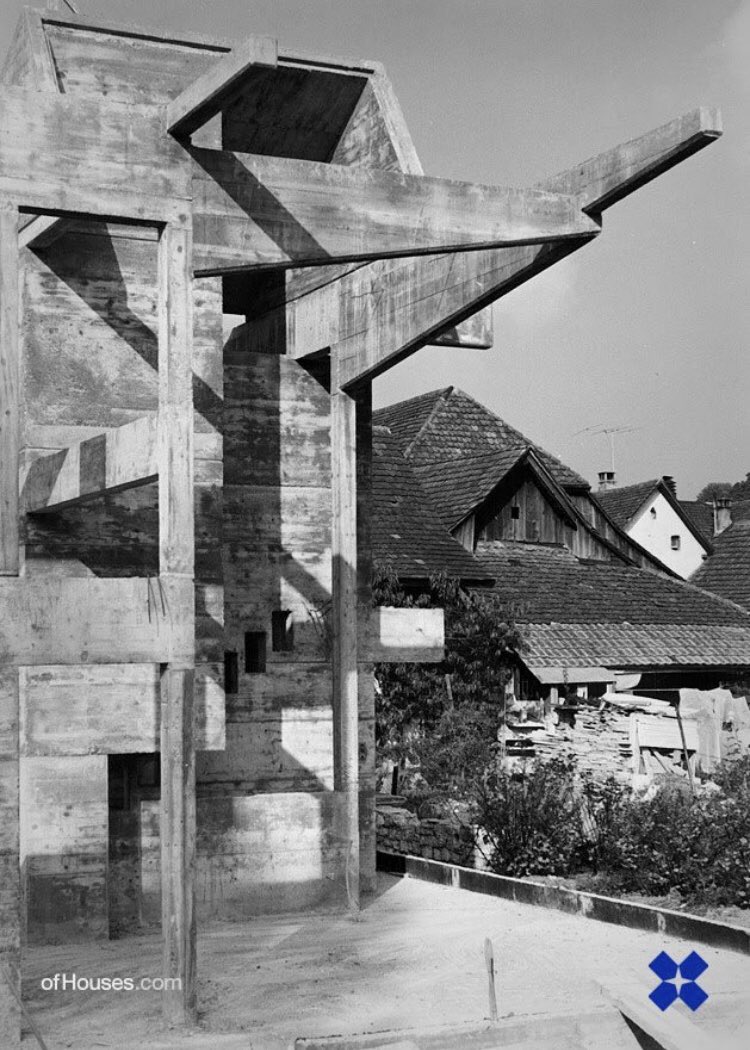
left=0, top=6, right=723, bottom=1039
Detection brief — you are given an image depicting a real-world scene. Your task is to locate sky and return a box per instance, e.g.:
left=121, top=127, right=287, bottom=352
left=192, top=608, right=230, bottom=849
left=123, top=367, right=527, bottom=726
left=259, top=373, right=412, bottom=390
left=2, top=0, right=748, bottom=498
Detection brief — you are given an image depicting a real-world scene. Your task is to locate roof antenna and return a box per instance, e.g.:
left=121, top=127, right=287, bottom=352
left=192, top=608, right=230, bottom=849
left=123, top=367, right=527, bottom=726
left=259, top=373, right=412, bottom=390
left=46, top=0, right=80, bottom=13
left=573, top=423, right=641, bottom=475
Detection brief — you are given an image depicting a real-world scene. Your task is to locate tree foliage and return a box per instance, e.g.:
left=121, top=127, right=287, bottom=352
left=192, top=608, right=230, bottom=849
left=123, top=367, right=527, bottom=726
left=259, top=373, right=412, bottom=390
left=373, top=564, right=523, bottom=789
left=695, top=480, right=733, bottom=503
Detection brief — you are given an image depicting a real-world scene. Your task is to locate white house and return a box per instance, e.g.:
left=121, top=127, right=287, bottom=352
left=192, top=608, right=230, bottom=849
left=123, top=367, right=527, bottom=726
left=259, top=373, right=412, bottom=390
left=595, top=476, right=712, bottom=578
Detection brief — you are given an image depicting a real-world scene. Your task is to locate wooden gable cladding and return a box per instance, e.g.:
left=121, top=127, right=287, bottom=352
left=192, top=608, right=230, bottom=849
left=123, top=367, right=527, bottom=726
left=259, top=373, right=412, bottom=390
left=478, top=475, right=576, bottom=548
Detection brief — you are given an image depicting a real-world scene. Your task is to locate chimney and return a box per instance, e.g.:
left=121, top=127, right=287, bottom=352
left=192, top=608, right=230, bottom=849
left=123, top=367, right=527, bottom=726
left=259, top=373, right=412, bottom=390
left=713, top=497, right=732, bottom=536
left=598, top=470, right=616, bottom=491
left=662, top=475, right=677, bottom=498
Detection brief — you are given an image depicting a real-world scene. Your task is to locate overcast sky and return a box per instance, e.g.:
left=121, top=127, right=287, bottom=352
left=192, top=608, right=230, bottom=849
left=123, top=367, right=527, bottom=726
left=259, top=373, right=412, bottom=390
left=3, top=1, right=748, bottom=498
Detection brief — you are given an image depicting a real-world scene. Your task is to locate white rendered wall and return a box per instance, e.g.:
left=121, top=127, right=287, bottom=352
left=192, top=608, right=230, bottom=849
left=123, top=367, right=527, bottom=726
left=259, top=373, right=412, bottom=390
left=628, top=492, right=707, bottom=578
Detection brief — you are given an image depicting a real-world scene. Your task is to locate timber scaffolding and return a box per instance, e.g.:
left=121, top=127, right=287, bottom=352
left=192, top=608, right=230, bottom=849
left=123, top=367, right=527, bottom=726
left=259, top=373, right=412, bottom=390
left=0, top=6, right=721, bottom=1042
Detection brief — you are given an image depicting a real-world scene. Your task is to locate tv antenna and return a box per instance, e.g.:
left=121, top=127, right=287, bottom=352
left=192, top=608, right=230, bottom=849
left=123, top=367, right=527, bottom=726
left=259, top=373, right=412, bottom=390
left=573, top=423, right=641, bottom=475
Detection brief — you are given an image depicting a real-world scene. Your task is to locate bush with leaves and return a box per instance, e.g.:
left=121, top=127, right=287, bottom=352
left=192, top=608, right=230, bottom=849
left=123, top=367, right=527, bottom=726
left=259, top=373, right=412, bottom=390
left=476, top=756, right=587, bottom=877
left=373, top=564, right=522, bottom=794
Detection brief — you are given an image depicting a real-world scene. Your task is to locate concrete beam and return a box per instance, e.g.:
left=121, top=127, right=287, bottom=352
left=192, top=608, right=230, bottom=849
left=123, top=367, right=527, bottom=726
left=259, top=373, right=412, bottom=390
left=167, top=35, right=277, bottom=138
left=191, top=148, right=599, bottom=274
left=21, top=415, right=157, bottom=513
left=252, top=107, right=721, bottom=387
left=0, top=87, right=189, bottom=223
left=362, top=607, right=445, bottom=664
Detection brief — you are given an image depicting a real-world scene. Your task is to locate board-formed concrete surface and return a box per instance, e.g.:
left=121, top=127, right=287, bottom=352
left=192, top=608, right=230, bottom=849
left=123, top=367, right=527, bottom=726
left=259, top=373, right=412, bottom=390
left=20, top=874, right=750, bottom=1049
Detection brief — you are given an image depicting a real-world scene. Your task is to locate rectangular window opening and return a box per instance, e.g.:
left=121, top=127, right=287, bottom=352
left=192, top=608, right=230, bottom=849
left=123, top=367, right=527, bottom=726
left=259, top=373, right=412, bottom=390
left=272, top=610, right=294, bottom=652
left=245, top=631, right=267, bottom=673
left=510, top=505, right=520, bottom=520
left=224, top=650, right=239, bottom=694
left=670, top=535, right=681, bottom=550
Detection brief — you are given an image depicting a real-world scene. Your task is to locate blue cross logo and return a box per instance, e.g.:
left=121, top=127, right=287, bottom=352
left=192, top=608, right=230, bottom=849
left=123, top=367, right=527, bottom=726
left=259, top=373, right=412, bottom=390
left=649, top=950, right=708, bottom=1011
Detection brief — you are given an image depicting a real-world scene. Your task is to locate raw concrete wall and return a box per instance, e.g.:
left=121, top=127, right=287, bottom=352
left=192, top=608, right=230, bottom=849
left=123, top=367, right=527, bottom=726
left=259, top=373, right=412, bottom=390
left=195, top=352, right=375, bottom=912
left=20, top=755, right=108, bottom=944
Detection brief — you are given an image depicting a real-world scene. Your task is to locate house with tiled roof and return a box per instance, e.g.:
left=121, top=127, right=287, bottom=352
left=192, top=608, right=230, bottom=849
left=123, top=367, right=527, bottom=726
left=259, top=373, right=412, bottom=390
left=595, top=476, right=712, bottom=579
left=375, top=387, right=672, bottom=572
left=477, top=540, right=750, bottom=699
left=371, top=426, right=492, bottom=586
left=691, top=521, right=750, bottom=612
left=374, top=390, right=750, bottom=705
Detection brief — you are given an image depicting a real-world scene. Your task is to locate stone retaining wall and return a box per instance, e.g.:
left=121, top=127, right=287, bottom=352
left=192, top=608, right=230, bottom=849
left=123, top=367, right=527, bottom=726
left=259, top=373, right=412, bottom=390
left=376, top=805, right=482, bottom=867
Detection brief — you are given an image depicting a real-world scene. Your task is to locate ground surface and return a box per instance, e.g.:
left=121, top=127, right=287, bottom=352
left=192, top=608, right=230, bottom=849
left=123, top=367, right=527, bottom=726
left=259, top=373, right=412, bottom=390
left=21, top=874, right=750, bottom=1050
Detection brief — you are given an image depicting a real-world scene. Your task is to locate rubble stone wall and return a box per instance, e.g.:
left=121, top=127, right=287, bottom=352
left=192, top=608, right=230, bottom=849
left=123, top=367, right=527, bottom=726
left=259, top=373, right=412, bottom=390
left=376, top=806, right=482, bottom=867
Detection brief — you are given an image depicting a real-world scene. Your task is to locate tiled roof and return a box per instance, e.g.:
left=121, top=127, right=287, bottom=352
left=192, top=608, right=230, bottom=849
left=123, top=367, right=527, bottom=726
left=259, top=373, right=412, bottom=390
left=731, top=499, right=750, bottom=522
left=374, top=387, right=588, bottom=489
left=372, top=388, right=452, bottom=456
left=474, top=540, right=750, bottom=668
left=522, top=622, right=750, bottom=669
left=475, top=540, right=749, bottom=625
left=594, top=480, right=658, bottom=527
left=691, top=521, right=750, bottom=612
left=371, top=427, right=492, bottom=583
left=680, top=500, right=715, bottom=545
left=413, top=449, right=527, bottom=529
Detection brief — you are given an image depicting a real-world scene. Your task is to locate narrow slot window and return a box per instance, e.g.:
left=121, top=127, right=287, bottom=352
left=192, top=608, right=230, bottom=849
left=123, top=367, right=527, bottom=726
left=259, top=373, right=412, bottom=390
left=224, top=651, right=239, bottom=694
left=272, top=610, right=294, bottom=652
left=245, top=631, right=267, bottom=673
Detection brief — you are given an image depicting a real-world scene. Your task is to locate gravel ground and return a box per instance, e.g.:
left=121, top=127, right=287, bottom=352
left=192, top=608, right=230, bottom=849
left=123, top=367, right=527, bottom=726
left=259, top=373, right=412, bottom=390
left=20, top=873, right=750, bottom=1050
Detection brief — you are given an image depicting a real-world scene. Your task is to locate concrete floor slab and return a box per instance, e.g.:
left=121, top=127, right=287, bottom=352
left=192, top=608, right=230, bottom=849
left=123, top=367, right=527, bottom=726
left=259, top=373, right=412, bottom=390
left=20, top=874, right=750, bottom=1049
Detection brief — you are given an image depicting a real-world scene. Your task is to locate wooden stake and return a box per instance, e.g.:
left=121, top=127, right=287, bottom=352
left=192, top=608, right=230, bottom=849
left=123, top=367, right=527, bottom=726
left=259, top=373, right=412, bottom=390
left=675, top=701, right=696, bottom=798
left=484, top=937, right=498, bottom=1021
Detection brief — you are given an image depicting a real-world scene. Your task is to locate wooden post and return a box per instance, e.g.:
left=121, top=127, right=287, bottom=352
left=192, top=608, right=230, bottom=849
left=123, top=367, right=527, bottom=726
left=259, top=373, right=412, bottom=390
left=0, top=202, right=20, bottom=1048
left=157, top=223, right=196, bottom=1024
left=331, top=386, right=360, bottom=912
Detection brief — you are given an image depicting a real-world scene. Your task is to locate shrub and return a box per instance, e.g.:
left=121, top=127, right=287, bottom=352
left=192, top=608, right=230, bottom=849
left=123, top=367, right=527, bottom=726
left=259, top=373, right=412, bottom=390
left=474, top=754, right=750, bottom=908
left=476, top=757, right=586, bottom=877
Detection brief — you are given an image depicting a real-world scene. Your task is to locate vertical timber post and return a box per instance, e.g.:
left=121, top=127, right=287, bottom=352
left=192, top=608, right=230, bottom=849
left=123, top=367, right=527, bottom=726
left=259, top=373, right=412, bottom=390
left=331, top=382, right=360, bottom=912
left=157, top=222, right=196, bottom=1025
left=0, top=203, right=20, bottom=1048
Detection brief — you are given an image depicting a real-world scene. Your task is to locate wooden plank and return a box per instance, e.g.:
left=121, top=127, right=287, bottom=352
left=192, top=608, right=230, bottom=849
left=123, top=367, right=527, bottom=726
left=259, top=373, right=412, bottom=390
left=160, top=665, right=196, bottom=1024
left=331, top=386, right=360, bottom=911
left=0, top=87, right=189, bottom=222
left=168, top=35, right=277, bottom=138
left=191, top=149, right=599, bottom=274
left=21, top=414, right=157, bottom=513
left=362, top=607, right=445, bottom=664
left=0, top=575, right=194, bottom=664
left=0, top=205, right=19, bottom=575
